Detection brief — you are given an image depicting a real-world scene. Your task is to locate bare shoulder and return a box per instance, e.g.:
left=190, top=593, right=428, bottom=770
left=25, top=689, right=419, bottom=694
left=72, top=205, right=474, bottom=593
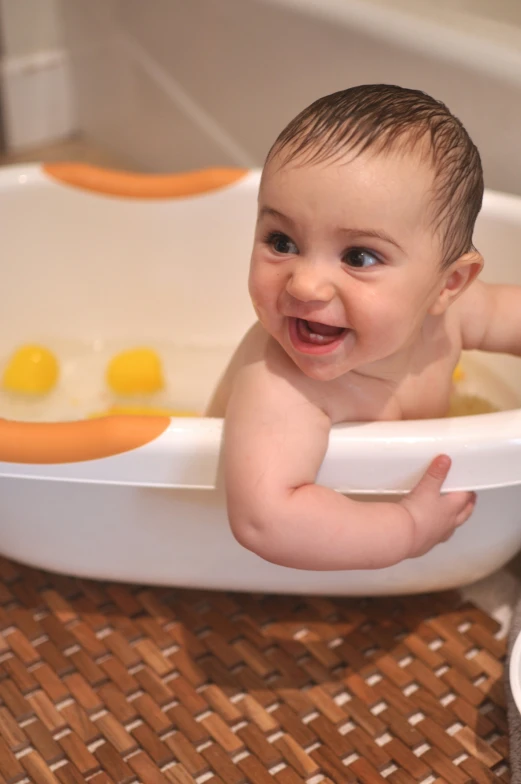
left=233, top=328, right=332, bottom=414
left=206, top=319, right=338, bottom=421
left=205, top=322, right=267, bottom=416
left=206, top=322, right=319, bottom=416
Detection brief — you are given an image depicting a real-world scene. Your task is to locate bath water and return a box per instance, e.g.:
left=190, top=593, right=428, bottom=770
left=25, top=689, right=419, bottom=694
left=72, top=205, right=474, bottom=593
left=0, top=339, right=236, bottom=422
left=0, top=340, right=518, bottom=423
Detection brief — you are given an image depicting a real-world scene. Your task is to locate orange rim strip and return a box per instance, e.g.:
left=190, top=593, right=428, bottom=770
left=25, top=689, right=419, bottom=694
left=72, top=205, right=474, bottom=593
left=43, top=163, right=249, bottom=198
left=0, top=416, right=170, bottom=464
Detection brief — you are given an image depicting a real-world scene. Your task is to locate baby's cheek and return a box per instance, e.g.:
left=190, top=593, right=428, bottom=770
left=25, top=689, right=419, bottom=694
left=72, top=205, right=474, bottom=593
left=249, top=267, right=275, bottom=307
left=248, top=283, right=269, bottom=327
left=248, top=274, right=262, bottom=310
left=361, top=302, right=406, bottom=346
left=385, top=304, right=423, bottom=347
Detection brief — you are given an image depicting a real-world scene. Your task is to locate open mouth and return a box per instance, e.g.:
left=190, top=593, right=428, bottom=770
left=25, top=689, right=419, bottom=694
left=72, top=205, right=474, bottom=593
left=288, top=317, right=349, bottom=354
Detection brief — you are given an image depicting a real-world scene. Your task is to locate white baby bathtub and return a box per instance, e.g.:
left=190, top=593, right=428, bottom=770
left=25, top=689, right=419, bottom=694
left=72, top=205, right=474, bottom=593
left=2, top=161, right=521, bottom=596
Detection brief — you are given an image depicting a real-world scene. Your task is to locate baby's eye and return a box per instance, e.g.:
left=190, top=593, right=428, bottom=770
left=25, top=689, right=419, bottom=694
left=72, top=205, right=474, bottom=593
left=265, top=232, right=298, bottom=255
left=343, top=248, right=380, bottom=268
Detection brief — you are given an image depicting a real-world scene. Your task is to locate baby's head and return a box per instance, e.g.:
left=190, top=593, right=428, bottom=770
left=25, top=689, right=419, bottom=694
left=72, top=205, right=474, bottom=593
left=249, top=84, right=485, bottom=380
left=264, top=83, right=483, bottom=269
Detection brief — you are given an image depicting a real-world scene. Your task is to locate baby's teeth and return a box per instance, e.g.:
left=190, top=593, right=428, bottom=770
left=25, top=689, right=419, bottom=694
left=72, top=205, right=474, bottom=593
left=309, top=331, right=326, bottom=343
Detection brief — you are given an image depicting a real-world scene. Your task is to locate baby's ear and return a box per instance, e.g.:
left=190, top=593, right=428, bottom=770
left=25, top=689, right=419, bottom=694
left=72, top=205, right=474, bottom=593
left=429, top=251, right=483, bottom=316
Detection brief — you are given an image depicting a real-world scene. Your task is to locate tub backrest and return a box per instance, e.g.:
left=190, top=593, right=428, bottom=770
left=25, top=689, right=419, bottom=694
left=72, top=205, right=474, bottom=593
left=474, top=190, right=521, bottom=286
left=0, top=164, right=259, bottom=350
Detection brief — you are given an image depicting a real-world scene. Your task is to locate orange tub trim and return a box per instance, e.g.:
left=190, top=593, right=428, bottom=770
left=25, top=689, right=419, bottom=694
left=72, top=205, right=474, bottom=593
left=0, top=416, right=170, bottom=465
left=43, top=163, right=249, bottom=199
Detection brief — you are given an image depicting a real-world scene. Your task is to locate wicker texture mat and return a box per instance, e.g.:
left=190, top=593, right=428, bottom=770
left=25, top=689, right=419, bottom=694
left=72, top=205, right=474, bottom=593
left=0, top=556, right=509, bottom=784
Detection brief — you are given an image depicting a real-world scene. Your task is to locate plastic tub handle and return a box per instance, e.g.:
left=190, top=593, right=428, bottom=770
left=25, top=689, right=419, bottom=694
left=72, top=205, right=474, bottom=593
left=43, top=163, right=249, bottom=198
left=0, top=416, right=170, bottom=464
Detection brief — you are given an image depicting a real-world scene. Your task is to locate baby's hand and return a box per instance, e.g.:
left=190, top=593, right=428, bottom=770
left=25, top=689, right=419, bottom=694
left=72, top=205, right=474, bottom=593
left=400, top=455, right=476, bottom=558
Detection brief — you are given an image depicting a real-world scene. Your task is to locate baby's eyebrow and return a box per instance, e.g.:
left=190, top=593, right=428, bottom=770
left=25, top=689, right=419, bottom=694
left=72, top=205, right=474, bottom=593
left=259, top=206, right=295, bottom=225
left=340, top=227, right=404, bottom=253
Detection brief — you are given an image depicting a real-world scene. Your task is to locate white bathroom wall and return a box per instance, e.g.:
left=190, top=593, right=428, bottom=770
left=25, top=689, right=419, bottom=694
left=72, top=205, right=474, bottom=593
left=58, top=0, right=257, bottom=171
left=0, top=0, right=76, bottom=149
left=56, top=0, right=521, bottom=196
left=405, top=0, right=521, bottom=28
left=1, top=0, right=62, bottom=57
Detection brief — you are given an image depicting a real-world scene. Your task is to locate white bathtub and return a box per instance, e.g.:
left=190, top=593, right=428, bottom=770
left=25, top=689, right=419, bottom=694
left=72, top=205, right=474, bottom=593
left=2, top=162, right=521, bottom=595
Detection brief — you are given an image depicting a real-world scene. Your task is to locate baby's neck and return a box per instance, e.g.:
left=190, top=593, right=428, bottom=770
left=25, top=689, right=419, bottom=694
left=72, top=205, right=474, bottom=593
left=350, top=317, right=444, bottom=388
left=350, top=344, right=419, bottom=388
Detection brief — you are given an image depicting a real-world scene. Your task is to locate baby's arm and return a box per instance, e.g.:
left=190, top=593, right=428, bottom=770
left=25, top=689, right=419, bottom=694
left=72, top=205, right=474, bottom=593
left=223, top=354, right=475, bottom=571
left=460, top=279, right=521, bottom=353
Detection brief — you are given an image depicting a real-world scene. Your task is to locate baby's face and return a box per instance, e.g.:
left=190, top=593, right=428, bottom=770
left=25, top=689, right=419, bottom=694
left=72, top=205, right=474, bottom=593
left=249, top=147, right=452, bottom=381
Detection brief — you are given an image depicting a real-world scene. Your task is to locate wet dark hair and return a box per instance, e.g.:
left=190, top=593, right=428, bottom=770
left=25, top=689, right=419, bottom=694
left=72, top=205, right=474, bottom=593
left=265, top=84, right=483, bottom=267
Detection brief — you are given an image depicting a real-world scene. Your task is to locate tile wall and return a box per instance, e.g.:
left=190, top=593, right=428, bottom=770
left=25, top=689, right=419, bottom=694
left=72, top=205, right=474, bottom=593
left=55, top=0, right=521, bottom=196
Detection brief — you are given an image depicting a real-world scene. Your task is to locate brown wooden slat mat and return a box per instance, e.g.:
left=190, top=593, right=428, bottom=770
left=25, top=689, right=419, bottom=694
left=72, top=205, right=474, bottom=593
left=0, top=556, right=509, bottom=784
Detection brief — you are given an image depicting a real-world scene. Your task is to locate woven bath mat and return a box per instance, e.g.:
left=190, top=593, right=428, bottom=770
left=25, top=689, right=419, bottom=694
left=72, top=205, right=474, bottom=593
left=0, top=555, right=509, bottom=784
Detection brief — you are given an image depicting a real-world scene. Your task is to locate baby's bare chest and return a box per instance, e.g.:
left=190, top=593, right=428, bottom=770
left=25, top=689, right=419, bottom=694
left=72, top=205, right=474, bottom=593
left=394, top=362, right=456, bottom=420
left=331, top=353, right=459, bottom=424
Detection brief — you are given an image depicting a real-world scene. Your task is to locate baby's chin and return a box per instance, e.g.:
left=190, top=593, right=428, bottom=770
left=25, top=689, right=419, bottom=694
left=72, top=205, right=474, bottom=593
left=288, top=352, right=354, bottom=382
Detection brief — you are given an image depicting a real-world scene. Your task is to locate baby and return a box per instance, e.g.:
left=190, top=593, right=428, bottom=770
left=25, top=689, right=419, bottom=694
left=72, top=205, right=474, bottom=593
left=207, top=83, right=518, bottom=572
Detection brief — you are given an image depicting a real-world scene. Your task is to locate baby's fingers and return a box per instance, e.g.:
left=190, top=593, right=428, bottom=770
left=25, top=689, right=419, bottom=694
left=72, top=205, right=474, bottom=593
left=441, top=489, right=476, bottom=525
left=411, top=454, right=452, bottom=498
left=453, top=491, right=477, bottom=526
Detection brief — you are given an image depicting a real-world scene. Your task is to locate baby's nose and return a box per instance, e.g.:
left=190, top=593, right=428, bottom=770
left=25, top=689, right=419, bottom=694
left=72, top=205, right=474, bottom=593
left=286, top=266, right=335, bottom=303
